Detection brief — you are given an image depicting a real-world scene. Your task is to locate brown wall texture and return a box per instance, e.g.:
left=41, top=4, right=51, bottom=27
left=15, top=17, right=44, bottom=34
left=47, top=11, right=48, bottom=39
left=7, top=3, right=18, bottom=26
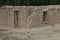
left=0, top=5, right=60, bottom=29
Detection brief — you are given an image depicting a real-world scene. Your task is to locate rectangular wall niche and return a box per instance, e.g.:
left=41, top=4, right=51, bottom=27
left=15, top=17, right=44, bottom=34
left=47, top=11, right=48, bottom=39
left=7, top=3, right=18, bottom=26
left=14, top=10, right=18, bottom=28
left=43, top=11, right=47, bottom=23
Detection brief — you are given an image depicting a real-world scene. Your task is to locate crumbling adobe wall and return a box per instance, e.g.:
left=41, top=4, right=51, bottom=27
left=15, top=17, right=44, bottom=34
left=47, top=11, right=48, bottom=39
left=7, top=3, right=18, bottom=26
left=27, top=7, right=43, bottom=28
left=0, top=6, right=14, bottom=28
left=23, top=5, right=60, bottom=28
left=0, top=5, right=60, bottom=29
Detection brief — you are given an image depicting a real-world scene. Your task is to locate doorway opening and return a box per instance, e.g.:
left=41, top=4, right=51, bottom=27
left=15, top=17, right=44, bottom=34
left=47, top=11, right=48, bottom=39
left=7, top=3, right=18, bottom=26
left=43, top=11, right=47, bottom=23
left=14, top=10, right=18, bottom=28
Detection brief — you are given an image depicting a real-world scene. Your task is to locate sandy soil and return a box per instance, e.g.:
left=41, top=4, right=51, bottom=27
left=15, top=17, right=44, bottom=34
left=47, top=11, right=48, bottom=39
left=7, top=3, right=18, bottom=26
left=0, top=24, right=60, bottom=40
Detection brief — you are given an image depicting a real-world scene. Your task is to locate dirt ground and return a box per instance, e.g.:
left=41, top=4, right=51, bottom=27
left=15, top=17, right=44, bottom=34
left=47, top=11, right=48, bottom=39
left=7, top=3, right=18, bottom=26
left=0, top=24, right=60, bottom=40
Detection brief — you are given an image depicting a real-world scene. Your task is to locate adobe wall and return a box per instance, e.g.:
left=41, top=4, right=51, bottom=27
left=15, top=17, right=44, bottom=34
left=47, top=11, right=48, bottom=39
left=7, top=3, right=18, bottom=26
left=46, top=6, right=60, bottom=24
left=26, top=7, right=43, bottom=28
left=19, top=6, right=60, bottom=28
left=0, top=6, right=28, bottom=29
left=18, top=7, right=28, bottom=29
left=0, top=5, right=60, bottom=29
left=0, top=7, right=14, bottom=28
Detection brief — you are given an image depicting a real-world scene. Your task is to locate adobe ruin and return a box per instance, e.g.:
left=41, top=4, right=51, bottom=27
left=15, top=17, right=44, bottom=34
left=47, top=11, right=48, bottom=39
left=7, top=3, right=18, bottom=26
left=0, top=5, right=60, bottom=29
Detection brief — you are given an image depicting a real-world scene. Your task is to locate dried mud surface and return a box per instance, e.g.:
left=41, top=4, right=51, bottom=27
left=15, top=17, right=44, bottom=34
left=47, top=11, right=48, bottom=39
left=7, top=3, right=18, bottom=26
left=0, top=24, right=60, bottom=40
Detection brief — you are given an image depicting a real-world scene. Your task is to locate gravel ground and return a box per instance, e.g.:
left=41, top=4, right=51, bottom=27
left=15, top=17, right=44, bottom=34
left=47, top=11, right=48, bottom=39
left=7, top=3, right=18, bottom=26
left=0, top=24, right=60, bottom=40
